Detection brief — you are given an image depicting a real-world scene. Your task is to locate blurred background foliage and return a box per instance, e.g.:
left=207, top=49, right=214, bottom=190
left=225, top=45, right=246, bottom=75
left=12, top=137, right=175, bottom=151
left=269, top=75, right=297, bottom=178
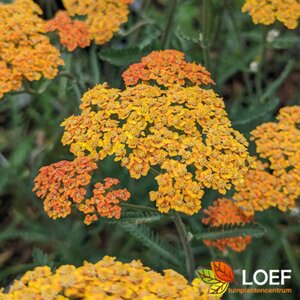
left=0, top=0, right=299, bottom=299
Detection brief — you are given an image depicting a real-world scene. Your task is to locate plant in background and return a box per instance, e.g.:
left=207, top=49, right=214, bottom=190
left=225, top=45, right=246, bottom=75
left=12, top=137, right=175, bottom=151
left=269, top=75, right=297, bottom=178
left=0, top=256, right=219, bottom=299
left=62, top=0, right=134, bottom=45
left=242, top=0, right=300, bottom=29
left=0, top=0, right=64, bottom=98
left=45, top=11, right=90, bottom=52
left=234, top=106, right=300, bottom=216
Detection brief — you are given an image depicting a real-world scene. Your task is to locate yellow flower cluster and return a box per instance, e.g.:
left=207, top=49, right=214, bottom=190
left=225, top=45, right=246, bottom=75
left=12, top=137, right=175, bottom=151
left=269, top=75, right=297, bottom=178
left=202, top=198, right=253, bottom=252
left=62, top=0, right=133, bottom=45
left=242, top=0, right=300, bottom=29
left=234, top=106, right=300, bottom=216
left=0, top=256, right=217, bottom=300
left=62, top=50, right=251, bottom=215
left=0, top=0, right=64, bottom=99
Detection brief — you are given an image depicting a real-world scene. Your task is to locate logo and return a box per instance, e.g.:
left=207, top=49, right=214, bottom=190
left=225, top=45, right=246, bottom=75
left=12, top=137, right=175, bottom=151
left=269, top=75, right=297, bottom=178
left=196, top=260, right=293, bottom=296
left=196, top=260, right=234, bottom=296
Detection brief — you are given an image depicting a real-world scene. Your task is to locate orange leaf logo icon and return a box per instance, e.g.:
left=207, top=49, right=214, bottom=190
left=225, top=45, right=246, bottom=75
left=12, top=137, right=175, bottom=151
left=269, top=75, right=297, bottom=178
left=211, top=260, right=235, bottom=283
left=196, top=260, right=234, bottom=296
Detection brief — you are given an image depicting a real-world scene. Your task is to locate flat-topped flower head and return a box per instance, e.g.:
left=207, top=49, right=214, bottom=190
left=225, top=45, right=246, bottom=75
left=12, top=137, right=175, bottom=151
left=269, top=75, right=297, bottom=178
left=0, top=256, right=219, bottom=299
left=202, top=198, right=253, bottom=252
left=122, top=50, right=214, bottom=88
left=33, top=157, right=130, bottom=225
left=45, top=11, right=90, bottom=52
left=242, top=0, right=300, bottom=29
left=61, top=52, right=251, bottom=215
left=0, top=0, right=64, bottom=98
left=62, top=0, right=133, bottom=45
left=234, top=106, right=300, bottom=216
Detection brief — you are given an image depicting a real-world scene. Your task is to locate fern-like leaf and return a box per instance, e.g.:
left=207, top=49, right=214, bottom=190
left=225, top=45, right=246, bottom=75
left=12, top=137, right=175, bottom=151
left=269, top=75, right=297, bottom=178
left=121, top=224, right=181, bottom=267
left=194, top=223, right=266, bottom=240
left=32, top=248, right=53, bottom=268
left=104, top=211, right=164, bottom=225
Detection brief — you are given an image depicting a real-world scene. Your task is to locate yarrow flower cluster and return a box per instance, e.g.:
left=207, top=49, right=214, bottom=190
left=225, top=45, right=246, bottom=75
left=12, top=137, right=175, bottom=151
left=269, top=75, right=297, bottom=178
left=61, top=50, right=252, bottom=215
left=62, top=0, right=133, bottom=45
left=202, top=198, right=253, bottom=252
left=33, top=157, right=130, bottom=225
left=0, top=0, right=64, bottom=99
left=122, top=50, right=214, bottom=87
left=45, top=11, right=90, bottom=52
left=242, top=0, right=300, bottom=29
left=234, top=106, right=300, bottom=216
left=0, top=256, right=217, bottom=299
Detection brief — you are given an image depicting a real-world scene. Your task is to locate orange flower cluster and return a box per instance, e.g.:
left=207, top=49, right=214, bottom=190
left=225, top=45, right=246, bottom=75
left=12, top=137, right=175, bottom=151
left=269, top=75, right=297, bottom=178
left=33, top=157, right=130, bottom=225
left=0, top=0, right=64, bottom=99
left=122, top=50, right=214, bottom=88
left=0, top=256, right=216, bottom=299
left=62, top=0, right=133, bottom=45
left=242, top=0, right=300, bottom=29
left=202, top=198, right=253, bottom=252
left=79, top=178, right=130, bottom=224
left=234, top=106, right=300, bottom=216
left=61, top=50, right=251, bottom=215
left=45, top=11, right=90, bottom=52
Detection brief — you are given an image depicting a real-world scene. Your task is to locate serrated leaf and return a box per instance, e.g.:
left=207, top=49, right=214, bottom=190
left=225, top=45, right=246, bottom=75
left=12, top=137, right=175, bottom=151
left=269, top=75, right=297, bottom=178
left=208, top=282, right=229, bottom=295
left=32, top=248, right=53, bottom=267
left=231, top=98, right=279, bottom=127
left=196, top=268, right=219, bottom=284
left=270, top=35, right=300, bottom=50
left=103, top=211, right=163, bottom=225
left=121, top=224, right=180, bottom=267
left=211, top=260, right=235, bottom=283
left=194, top=223, right=266, bottom=240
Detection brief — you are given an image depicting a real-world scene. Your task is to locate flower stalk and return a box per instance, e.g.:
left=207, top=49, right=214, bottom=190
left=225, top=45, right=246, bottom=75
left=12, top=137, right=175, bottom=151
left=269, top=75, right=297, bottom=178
left=173, top=212, right=195, bottom=282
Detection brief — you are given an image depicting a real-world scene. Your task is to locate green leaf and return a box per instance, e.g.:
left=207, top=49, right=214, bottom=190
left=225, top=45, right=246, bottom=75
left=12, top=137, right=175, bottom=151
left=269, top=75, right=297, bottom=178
left=121, top=224, right=181, bottom=267
left=99, top=45, right=155, bottom=67
left=194, top=223, right=266, bottom=241
left=196, top=268, right=220, bottom=284
left=231, top=98, right=280, bottom=128
left=103, top=211, right=164, bottom=225
left=209, top=282, right=229, bottom=295
left=32, top=248, right=53, bottom=267
left=269, top=35, right=300, bottom=50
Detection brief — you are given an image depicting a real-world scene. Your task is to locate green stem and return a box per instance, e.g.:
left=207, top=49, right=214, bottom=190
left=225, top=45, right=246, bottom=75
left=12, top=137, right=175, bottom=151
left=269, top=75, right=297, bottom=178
left=59, top=53, right=73, bottom=100
left=226, top=4, right=253, bottom=99
left=281, top=236, right=300, bottom=285
left=120, top=202, right=158, bottom=213
left=255, top=27, right=268, bottom=100
left=173, top=212, right=195, bottom=282
left=201, top=0, right=210, bottom=68
left=89, top=43, right=102, bottom=85
left=210, top=0, right=228, bottom=48
left=259, top=60, right=294, bottom=103
left=161, top=0, right=177, bottom=49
